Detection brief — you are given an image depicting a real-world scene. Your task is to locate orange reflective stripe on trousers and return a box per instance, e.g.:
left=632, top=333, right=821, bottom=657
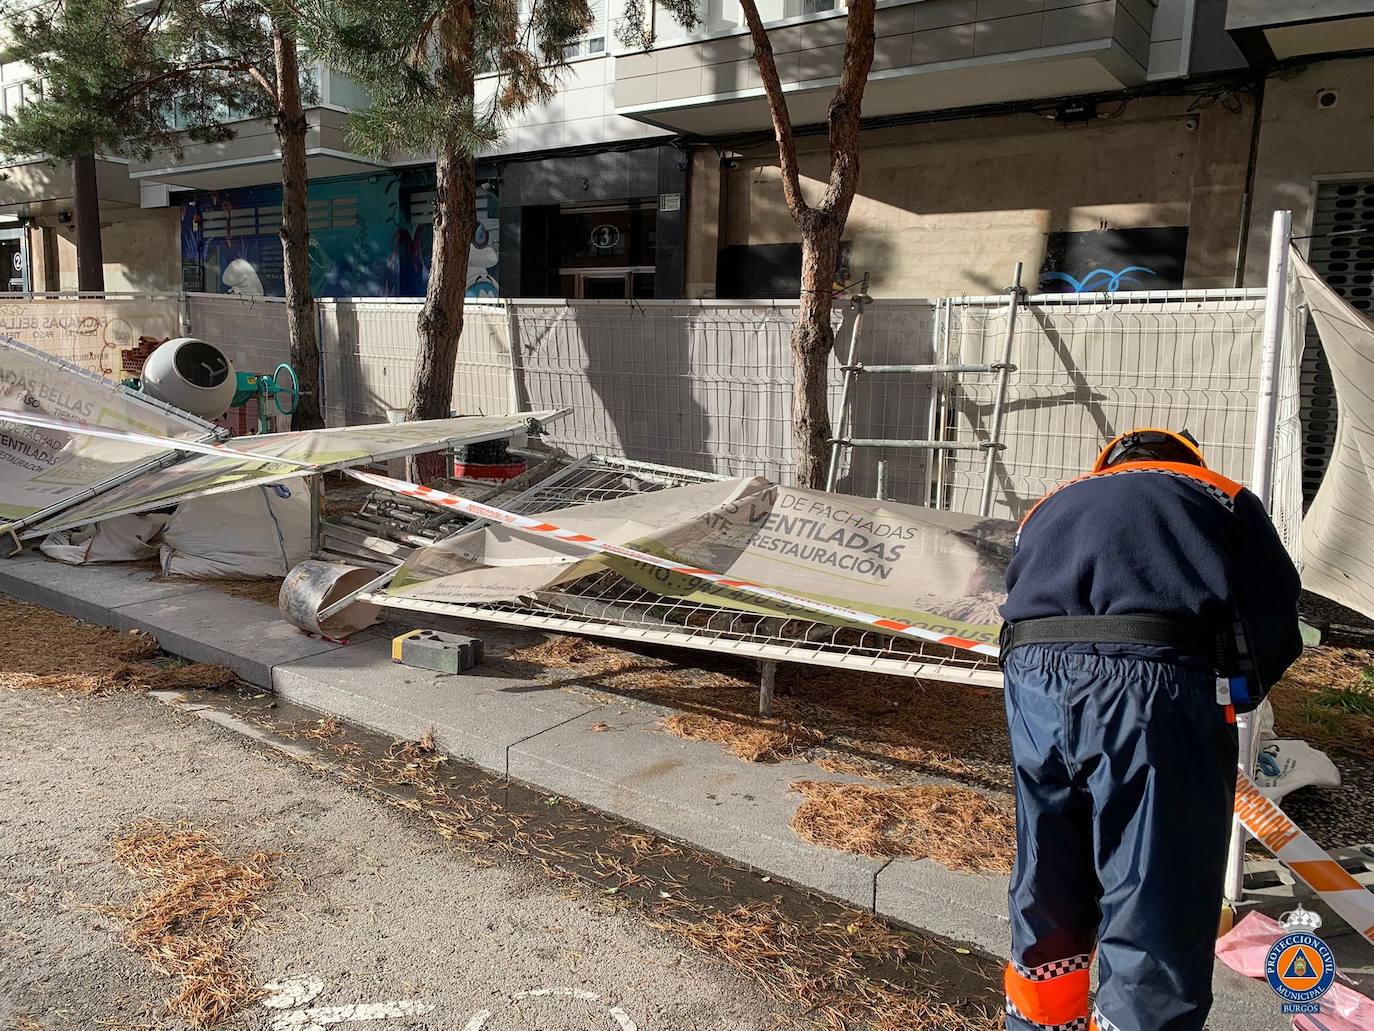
left=1004, top=956, right=1090, bottom=1030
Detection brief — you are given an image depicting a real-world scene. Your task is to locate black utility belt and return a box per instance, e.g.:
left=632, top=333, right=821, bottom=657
left=999, top=614, right=1227, bottom=669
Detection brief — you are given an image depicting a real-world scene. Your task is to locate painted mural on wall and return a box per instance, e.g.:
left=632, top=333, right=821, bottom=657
left=1038, top=226, right=1189, bottom=294
left=180, top=169, right=499, bottom=299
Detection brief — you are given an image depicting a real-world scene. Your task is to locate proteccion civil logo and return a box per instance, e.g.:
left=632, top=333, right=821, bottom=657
left=1266, top=907, right=1337, bottom=1015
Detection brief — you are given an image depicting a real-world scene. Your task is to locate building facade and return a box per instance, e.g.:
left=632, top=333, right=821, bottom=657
left=1, top=0, right=1372, bottom=304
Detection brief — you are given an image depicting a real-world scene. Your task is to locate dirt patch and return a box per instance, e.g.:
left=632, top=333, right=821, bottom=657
left=660, top=712, right=824, bottom=763
left=1269, top=646, right=1374, bottom=756
left=0, top=596, right=236, bottom=696
left=103, top=820, right=282, bottom=1028
left=790, top=781, right=1016, bottom=875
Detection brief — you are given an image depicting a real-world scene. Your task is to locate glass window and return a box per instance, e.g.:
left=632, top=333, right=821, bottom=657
left=557, top=204, right=656, bottom=269
left=564, top=0, right=606, bottom=58
left=3, top=83, right=23, bottom=116
left=783, top=0, right=835, bottom=15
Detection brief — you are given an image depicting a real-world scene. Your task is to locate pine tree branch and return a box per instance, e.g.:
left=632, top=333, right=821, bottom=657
left=738, top=0, right=808, bottom=221
left=818, top=0, right=874, bottom=222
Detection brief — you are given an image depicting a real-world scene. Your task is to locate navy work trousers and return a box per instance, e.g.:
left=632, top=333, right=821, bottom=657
left=1002, top=646, right=1238, bottom=1031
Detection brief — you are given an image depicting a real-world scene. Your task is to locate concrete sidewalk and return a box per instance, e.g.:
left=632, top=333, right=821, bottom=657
left=0, top=551, right=1298, bottom=1029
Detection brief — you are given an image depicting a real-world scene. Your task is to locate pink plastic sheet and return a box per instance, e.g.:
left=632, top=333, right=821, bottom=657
left=1215, top=912, right=1374, bottom=1030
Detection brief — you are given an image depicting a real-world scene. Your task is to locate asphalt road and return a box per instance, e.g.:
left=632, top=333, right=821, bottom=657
left=0, top=686, right=792, bottom=1031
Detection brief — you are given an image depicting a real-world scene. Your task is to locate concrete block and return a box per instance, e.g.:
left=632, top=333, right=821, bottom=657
left=111, top=591, right=343, bottom=687
left=0, top=552, right=205, bottom=627
left=873, top=857, right=1012, bottom=954
left=392, top=629, right=483, bottom=675
left=272, top=637, right=599, bottom=776
left=509, top=711, right=886, bottom=910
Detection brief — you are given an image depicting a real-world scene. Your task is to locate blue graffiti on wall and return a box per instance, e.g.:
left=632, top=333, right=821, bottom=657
left=1040, top=266, right=1157, bottom=294
left=180, top=168, right=499, bottom=299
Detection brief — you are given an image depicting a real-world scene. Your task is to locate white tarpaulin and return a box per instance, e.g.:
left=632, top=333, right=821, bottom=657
left=1291, top=249, right=1374, bottom=619
left=0, top=336, right=214, bottom=528
left=389, top=476, right=1014, bottom=646
left=21, top=413, right=556, bottom=537
left=38, top=513, right=170, bottom=564
left=161, top=484, right=311, bottom=578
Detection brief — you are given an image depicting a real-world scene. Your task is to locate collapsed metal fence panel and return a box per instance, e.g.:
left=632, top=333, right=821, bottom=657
left=3, top=288, right=1298, bottom=543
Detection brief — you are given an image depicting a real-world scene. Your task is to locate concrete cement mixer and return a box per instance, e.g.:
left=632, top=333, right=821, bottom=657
left=135, top=337, right=299, bottom=431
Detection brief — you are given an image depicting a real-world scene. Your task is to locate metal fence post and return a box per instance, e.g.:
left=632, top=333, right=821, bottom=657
left=315, top=299, right=328, bottom=426
left=1222, top=208, right=1292, bottom=908
left=978, top=262, right=1024, bottom=517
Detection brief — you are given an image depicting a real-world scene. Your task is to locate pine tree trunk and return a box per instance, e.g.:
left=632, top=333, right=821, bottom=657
left=72, top=152, right=104, bottom=293
left=407, top=5, right=477, bottom=480
left=793, top=219, right=839, bottom=488
left=273, top=25, right=324, bottom=431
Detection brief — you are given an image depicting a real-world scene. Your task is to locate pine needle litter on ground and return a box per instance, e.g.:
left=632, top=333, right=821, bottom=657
left=103, top=820, right=282, bottom=1028
left=790, top=781, right=1016, bottom=874
left=0, top=596, right=237, bottom=696
left=1270, top=646, right=1374, bottom=756
left=183, top=577, right=284, bottom=607
left=660, top=712, right=824, bottom=762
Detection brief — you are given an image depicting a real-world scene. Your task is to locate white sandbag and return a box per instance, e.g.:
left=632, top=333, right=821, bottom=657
left=1250, top=698, right=1341, bottom=801
left=1254, top=738, right=1342, bottom=801
left=39, top=513, right=169, bottom=564
left=160, top=483, right=311, bottom=579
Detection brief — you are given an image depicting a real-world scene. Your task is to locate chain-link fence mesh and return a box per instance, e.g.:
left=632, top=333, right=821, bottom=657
left=2, top=287, right=1299, bottom=544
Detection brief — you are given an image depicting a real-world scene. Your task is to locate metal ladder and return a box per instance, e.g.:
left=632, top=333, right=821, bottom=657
left=824, top=262, right=1025, bottom=517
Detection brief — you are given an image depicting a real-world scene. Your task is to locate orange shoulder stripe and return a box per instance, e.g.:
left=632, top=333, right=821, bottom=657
left=1019, top=461, right=1244, bottom=531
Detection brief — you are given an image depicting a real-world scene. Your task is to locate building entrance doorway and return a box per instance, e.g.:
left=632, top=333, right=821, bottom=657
left=557, top=202, right=656, bottom=299
left=0, top=230, right=25, bottom=293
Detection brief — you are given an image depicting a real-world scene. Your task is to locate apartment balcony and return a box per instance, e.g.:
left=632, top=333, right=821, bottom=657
left=127, top=106, right=388, bottom=190
left=0, top=154, right=139, bottom=216
left=613, top=0, right=1156, bottom=134
left=1225, top=0, right=1374, bottom=61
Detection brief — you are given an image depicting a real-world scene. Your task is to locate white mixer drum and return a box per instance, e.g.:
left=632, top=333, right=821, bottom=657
left=140, top=337, right=237, bottom=420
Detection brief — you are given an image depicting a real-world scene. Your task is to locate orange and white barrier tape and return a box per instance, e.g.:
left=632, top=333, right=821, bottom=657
left=1235, top=771, right=1374, bottom=944
left=346, top=469, right=1002, bottom=658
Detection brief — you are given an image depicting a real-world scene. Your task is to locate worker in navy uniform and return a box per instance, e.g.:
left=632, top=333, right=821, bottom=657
left=999, top=428, right=1302, bottom=1031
